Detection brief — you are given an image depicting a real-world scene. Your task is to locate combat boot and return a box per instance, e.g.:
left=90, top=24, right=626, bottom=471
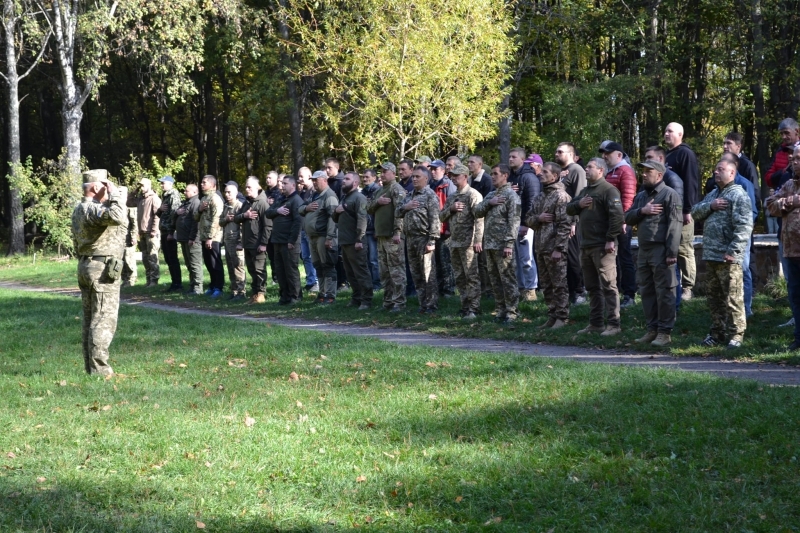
left=538, top=318, right=556, bottom=329
left=600, top=325, right=621, bottom=336
left=521, top=289, right=537, bottom=302
left=550, top=319, right=567, bottom=330
left=248, top=292, right=265, bottom=304
left=651, top=333, right=671, bottom=347
left=577, top=324, right=605, bottom=334
left=635, top=330, right=658, bottom=343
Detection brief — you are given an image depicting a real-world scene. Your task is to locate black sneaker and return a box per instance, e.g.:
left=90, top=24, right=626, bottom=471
left=700, top=335, right=719, bottom=347
left=788, top=341, right=800, bottom=351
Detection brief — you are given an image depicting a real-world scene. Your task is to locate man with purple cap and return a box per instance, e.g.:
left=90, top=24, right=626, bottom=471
left=508, top=147, right=540, bottom=302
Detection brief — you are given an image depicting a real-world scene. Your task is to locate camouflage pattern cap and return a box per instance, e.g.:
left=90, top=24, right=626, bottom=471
left=415, top=156, right=432, bottom=164
left=449, top=163, right=469, bottom=176
left=82, top=169, right=109, bottom=183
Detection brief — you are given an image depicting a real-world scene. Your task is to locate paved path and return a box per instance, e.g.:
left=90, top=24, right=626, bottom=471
left=3, top=281, right=798, bottom=385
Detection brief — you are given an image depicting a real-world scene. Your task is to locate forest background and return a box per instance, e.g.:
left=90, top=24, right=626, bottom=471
left=0, top=0, right=798, bottom=255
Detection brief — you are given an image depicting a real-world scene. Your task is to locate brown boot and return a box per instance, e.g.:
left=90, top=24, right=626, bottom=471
left=600, top=325, right=621, bottom=336
left=247, top=292, right=265, bottom=304
left=651, top=333, right=671, bottom=347
left=521, top=289, right=538, bottom=302
left=538, top=318, right=556, bottom=329
left=635, top=330, right=658, bottom=343
left=550, top=319, right=567, bottom=330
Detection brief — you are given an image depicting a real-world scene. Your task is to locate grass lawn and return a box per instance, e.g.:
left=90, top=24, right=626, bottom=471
left=1, top=287, right=800, bottom=532
left=2, top=253, right=799, bottom=366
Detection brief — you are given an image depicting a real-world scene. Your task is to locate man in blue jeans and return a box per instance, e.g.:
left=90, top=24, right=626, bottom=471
left=297, top=167, right=319, bottom=292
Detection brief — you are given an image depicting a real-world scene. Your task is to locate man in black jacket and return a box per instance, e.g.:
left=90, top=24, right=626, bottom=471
left=508, top=147, right=540, bottom=301
left=664, top=122, right=700, bottom=301
left=234, top=177, right=272, bottom=304
left=266, top=176, right=304, bottom=305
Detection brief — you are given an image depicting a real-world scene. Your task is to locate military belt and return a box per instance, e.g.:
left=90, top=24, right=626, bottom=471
left=79, top=255, right=109, bottom=262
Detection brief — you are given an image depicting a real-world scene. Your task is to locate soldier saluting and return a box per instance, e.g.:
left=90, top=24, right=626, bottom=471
left=71, top=170, right=127, bottom=376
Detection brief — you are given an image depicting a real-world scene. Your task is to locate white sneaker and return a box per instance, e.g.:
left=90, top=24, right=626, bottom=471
left=778, top=317, right=795, bottom=328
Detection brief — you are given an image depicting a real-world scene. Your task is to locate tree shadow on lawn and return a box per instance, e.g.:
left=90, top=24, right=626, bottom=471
left=1, top=367, right=799, bottom=532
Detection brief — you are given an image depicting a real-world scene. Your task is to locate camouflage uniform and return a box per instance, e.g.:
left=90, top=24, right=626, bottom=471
left=136, top=190, right=161, bottom=285
left=767, top=176, right=800, bottom=345
left=692, top=181, right=753, bottom=343
left=71, top=176, right=127, bottom=375
left=527, top=181, right=572, bottom=322
left=220, top=199, right=246, bottom=297
left=440, top=183, right=484, bottom=314
left=367, top=179, right=407, bottom=310
left=122, top=196, right=138, bottom=286
left=624, top=181, right=683, bottom=334
left=396, top=187, right=441, bottom=311
left=474, top=183, right=521, bottom=320
left=159, top=188, right=183, bottom=288
left=301, top=187, right=339, bottom=299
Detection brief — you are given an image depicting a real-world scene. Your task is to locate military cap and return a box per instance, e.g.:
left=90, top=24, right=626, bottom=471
left=82, top=169, right=109, bottom=183
left=380, top=162, right=396, bottom=173
left=449, top=163, right=469, bottom=176
left=311, top=170, right=327, bottom=180
left=158, top=175, right=175, bottom=183
left=415, top=156, right=432, bottom=164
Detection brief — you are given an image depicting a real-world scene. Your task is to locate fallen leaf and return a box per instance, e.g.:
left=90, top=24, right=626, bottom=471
left=245, top=415, right=256, bottom=427
left=101, top=405, right=112, bottom=411
left=58, top=380, right=67, bottom=387
left=364, top=516, right=373, bottom=523
left=228, top=359, right=248, bottom=368
left=7, top=452, right=16, bottom=459
left=296, top=401, right=303, bottom=408
left=178, top=363, right=187, bottom=368
left=546, top=365, right=553, bottom=369
left=36, top=477, right=46, bottom=483
left=196, top=521, right=206, bottom=529
left=205, top=461, right=213, bottom=468
left=455, top=495, right=463, bottom=503
left=425, top=362, right=438, bottom=368
left=356, top=475, right=366, bottom=483
left=428, top=394, right=438, bottom=400
left=289, top=372, right=299, bottom=381
left=483, top=516, right=502, bottom=525
left=319, top=354, right=328, bottom=360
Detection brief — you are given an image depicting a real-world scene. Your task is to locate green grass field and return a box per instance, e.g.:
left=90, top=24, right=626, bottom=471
left=2, top=254, right=799, bottom=365
left=1, top=284, right=800, bottom=531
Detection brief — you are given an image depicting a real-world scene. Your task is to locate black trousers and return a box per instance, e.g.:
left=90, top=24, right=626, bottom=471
left=616, top=225, right=637, bottom=299
left=566, top=232, right=584, bottom=300
left=244, top=248, right=267, bottom=295
left=202, top=241, right=225, bottom=291
left=161, top=234, right=182, bottom=287
left=274, top=243, right=302, bottom=302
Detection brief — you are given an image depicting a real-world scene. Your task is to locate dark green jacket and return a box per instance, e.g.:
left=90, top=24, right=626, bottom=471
left=265, top=191, right=303, bottom=245
left=624, top=181, right=683, bottom=258
left=333, top=190, right=368, bottom=245
left=158, top=188, right=182, bottom=233
left=300, top=187, right=338, bottom=240
left=174, top=196, right=200, bottom=242
left=566, top=178, right=624, bottom=248
left=234, top=190, right=272, bottom=249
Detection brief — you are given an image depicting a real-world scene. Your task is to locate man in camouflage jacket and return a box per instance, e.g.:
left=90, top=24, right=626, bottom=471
left=474, top=164, right=521, bottom=323
left=367, top=164, right=407, bottom=311
left=440, top=163, right=484, bottom=318
left=691, top=158, right=754, bottom=348
left=156, top=176, right=183, bottom=291
left=220, top=182, right=246, bottom=299
left=396, top=166, right=441, bottom=313
left=71, top=170, right=127, bottom=376
left=527, top=162, right=572, bottom=328
left=767, top=145, right=800, bottom=351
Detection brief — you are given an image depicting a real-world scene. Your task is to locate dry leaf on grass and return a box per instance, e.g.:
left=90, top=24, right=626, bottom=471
left=455, top=496, right=463, bottom=503
left=196, top=521, right=206, bottom=529
left=296, top=401, right=303, bottom=408
left=356, top=475, right=366, bottom=483
left=428, top=394, right=438, bottom=400
left=425, top=362, right=438, bottom=368
left=483, top=516, right=502, bottom=525
left=178, top=363, right=187, bottom=368
left=36, top=477, right=46, bottom=483
left=7, top=452, right=16, bottom=458
left=289, top=372, right=299, bottom=381
left=228, top=359, right=247, bottom=368
left=244, top=415, right=256, bottom=427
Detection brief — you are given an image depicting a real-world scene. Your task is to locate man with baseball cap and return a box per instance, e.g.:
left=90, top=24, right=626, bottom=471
left=624, top=160, right=683, bottom=346
left=156, top=176, right=183, bottom=292
left=136, top=177, right=162, bottom=287
left=72, top=170, right=127, bottom=375
left=300, top=170, right=340, bottom=303
left=428, top=159, right=457, bottom=297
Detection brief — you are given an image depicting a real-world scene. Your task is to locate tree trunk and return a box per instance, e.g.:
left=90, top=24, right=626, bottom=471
left=498, top=93, right=510, bottom=164
left=220, top=69, right=231, bottom=183
left=750, top=0, right=770, bottom=200
left=275, top=0, right=304, bottom=175
left=244, top=124, right=254, bottom=175
left=204, top=77, right=217, bottom=176
left=3, top=3, right=25, bottom=254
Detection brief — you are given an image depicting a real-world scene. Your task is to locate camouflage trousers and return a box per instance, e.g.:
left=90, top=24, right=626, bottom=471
left=705, top=260, right=746, bottom=342
left=407, top=236, right=439, bottom=310
left=224, top=240, right=246, bottom=296
left=180, top=241, right=204, bottom=293
left=378, top=236, right=407, bottom=309
left=435, top=237, right=455, bottom=296
left=139, top=233, right=160, bottom=283
left=451, top=246, right=481, bottom=314
left=77, top=257, right=121, bottom=375
left=535, top=250, right=569, bottom=321
left=637, top=244, right=677, bottom=333
left=486, top=248, right=519, bottom=320
left=122, top=245, right=137, bottom=284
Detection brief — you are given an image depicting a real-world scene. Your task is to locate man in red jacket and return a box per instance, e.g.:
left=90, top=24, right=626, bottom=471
left=765, top=118, right=800, bottom=188
left=599, top=142, right=637, bottom=308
